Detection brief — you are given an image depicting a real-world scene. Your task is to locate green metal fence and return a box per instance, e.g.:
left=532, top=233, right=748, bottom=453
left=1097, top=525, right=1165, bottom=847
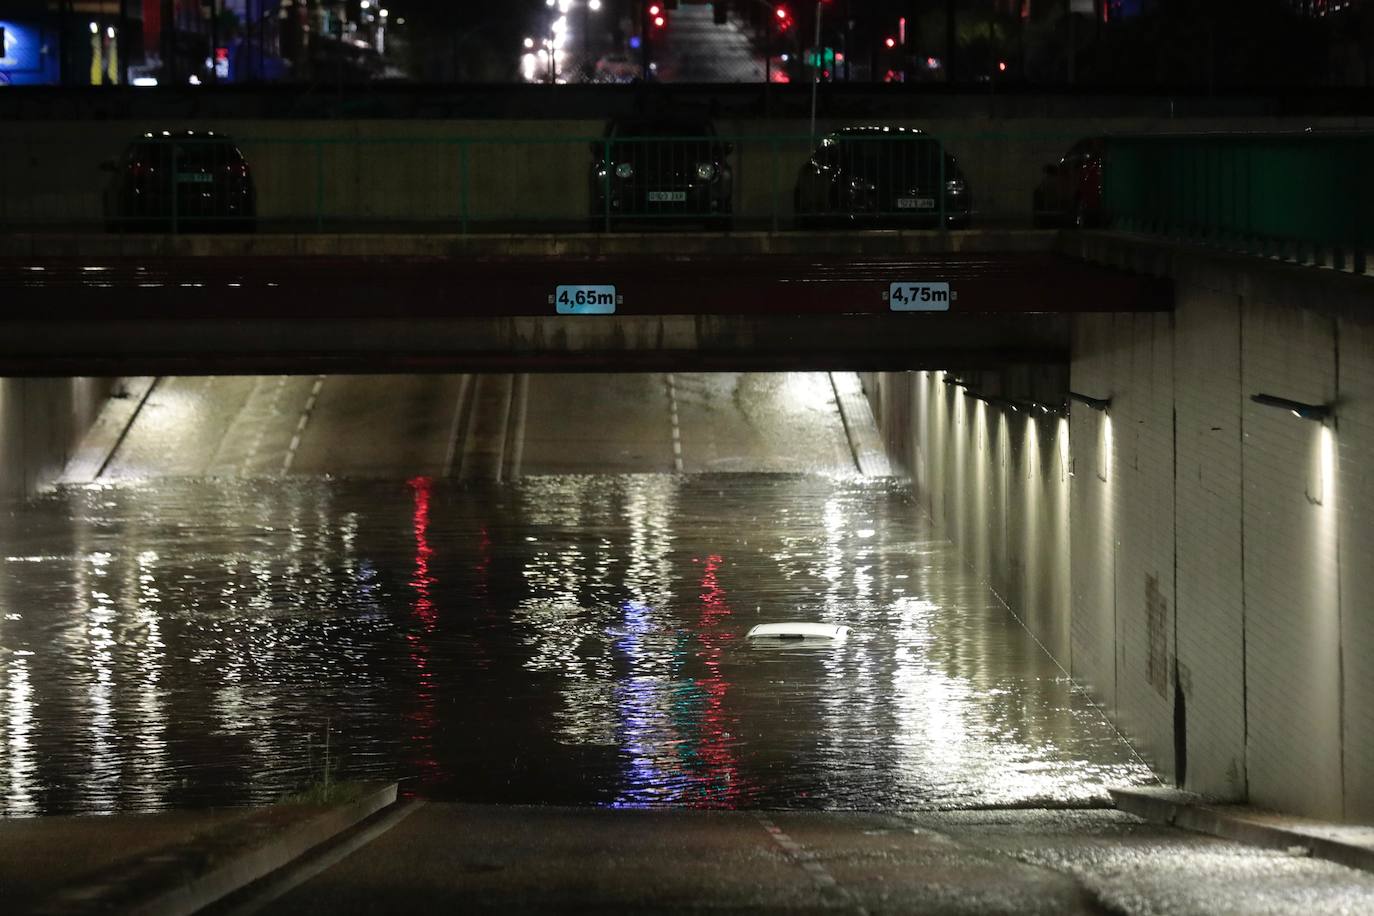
left=0, top=128, right=1087, bottom=234
left=2, top=126, right=1371, bottom=275
left=1103, top=132, right=1374, bottom=272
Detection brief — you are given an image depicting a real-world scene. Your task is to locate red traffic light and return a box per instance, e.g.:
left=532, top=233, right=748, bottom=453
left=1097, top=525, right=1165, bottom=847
left=649, top=4, right=661, bottom=14
left=884, top=36, right=896, bottom=49
left=998, top=60, right=1007, bottom=72
left=653, top=14, right=665, bottom=26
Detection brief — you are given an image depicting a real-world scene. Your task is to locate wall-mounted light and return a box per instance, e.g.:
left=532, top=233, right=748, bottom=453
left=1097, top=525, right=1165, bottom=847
left=1069, top=391, right=1111, bottom=412
left=1250, top=393, right=1332, bottom=422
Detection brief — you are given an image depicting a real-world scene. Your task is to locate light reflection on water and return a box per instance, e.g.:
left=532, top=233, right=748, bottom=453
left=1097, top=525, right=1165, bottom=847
left=0, top=475, right=1153, bottom=816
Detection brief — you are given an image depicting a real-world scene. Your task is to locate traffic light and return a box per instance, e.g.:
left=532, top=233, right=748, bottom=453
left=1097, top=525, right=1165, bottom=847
left=649, top=3, right=666, bottom=28
left=774, top=5, right=792, bottom=30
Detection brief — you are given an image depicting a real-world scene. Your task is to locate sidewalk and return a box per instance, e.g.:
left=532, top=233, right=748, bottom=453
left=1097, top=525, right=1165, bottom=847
left=1, top=783, right=396, bottom=916
left=1112, top=786, right=1374, bottom=875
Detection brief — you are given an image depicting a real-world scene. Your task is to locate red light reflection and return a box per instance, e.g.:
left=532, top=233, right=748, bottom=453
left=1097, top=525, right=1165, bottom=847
left=406, top=476, right=439, bottom=783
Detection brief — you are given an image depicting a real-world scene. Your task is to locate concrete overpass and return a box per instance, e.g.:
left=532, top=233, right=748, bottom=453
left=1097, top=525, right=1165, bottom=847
left=0, top=231, right=1169, bottom=375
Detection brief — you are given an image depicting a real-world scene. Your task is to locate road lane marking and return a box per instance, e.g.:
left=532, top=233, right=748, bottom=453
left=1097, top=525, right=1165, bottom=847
left=506, top=373, right=529, bottom=481
left=241, top=376, right=289, bottom=477
left=754, top=814, right=869, bottom=915
left=442, top=375, right=473, bottom=478
left=281, top=374, right=326, bottom=475
left=666, top=372, right=684, bottom=473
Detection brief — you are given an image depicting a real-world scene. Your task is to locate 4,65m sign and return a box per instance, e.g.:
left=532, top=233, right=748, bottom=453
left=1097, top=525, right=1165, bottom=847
left=888, top=282, right=953, bottom=311
left=554, top=285, right=618, bottom=315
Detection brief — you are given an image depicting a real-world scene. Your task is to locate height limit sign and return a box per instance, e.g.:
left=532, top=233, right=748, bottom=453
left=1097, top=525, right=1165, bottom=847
left=887, top=282, right=954, bottom=311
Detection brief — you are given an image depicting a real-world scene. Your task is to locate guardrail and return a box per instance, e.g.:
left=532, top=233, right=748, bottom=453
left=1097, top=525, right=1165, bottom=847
left=1104, top=133, right=1374, bottom=273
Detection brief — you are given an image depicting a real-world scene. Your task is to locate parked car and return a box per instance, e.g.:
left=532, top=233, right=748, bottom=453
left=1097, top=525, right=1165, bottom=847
left=592, top=53, right=641, bottom=83
left=1032, top=137, right=1105, bottom=228
left=589, top=117, right=734, bottom=229
left=102, top=130, right=256, bottom=233
left=794, top=126, right=971, bottom=228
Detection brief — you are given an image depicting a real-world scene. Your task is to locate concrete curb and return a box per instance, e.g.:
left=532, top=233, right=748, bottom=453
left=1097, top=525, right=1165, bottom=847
left=31, top=782, right=398, bottom=916
left=1, top=229, right=1057, bottom=260
left=1111, top=787, right=1374, bottom=875
left=60, top=376, right=157, bottom=484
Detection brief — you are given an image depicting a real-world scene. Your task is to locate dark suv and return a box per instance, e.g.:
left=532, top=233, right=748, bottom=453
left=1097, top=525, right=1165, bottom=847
left=794, top=127, right=971, bottom=228
left=103, top=131, right=256, bottom=232
left=589, top=118, right=734, bottom=229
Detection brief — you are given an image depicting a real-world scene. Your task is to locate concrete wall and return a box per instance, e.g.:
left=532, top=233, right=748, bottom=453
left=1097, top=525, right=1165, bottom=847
left=3, top=115, right=1371, bottom=228
left=864, top=370, right=1073, bottom=664
left=1067, top=241, right=1373, bottom=822
left=868, top=249, right=1374, bottom=823
left=0, top=378, right=114, bottom=498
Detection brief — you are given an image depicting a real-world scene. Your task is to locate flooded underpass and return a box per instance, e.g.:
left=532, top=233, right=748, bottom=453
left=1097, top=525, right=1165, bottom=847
left=0, top=372, right=1152, bottom=816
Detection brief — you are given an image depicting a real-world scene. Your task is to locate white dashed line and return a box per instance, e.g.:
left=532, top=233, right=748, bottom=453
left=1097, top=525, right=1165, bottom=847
left=240, top=376, right=289, bottom=477
left=755, top=814, right=869, bottom=916
left=281, top=375, right=326, bottom=474
left=666, top=372, right=684, bottom=473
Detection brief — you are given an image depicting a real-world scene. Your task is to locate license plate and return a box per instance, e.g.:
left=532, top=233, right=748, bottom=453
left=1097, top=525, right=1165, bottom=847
left=647, top=191, right=687, bottom=203
left=896, top=197, right=935, bottom=210
left=176, top=173, right=214, bottom=183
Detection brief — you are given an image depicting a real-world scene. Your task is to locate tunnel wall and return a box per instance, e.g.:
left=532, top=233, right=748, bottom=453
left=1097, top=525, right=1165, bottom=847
left=862, top=370, right=1073, bottom=666
left=1072, top=270, right=1372, bottom=823
left=866, top=253, right=1373, bottom=824
left=0, top=378, right=114, bottom=498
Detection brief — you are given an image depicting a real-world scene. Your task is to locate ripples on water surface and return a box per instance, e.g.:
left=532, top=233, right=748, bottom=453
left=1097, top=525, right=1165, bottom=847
left=0, top=475, right=1153, bottom=815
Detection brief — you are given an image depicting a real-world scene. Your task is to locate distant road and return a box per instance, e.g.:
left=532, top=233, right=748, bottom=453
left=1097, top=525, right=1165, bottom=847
left=656, top=4, right=766, bottom=83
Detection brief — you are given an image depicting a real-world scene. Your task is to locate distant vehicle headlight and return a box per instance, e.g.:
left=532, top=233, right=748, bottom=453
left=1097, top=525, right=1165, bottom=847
left=945, top=178, right=965, bottom=194
left=615, top=162, right=634, bottom=179
left=696, top=162, right=717, bottom=180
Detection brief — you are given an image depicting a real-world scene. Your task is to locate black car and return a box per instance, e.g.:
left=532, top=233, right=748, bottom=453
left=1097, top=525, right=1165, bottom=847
left=590, top=118, right=734, bottom=229
left=794, top=127, right=971, bottom=228
left=102, top=130, right=256, bottom=233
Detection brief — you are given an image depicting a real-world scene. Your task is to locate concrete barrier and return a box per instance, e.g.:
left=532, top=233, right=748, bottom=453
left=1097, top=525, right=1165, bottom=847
left=0, top=377, right=116, bottom=498
left=30, top=782, right=399, bottom=916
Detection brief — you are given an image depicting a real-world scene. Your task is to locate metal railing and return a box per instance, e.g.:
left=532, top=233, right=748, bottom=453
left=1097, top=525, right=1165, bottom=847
left=1, top=128, right=1370, bottom=276
left=0, top=129, right=1085, bottom=234
left=1103, top=132, right=1374, bottom=272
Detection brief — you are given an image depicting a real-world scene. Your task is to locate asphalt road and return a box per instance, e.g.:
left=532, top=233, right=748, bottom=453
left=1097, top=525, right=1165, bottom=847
left=90, top=371, right=865, bottom=481
left=235, top=804, right=1374, bottom=915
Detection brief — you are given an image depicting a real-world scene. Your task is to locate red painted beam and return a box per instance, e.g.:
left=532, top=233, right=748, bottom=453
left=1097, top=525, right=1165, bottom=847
left=0, top=252, right=1171, bottom=318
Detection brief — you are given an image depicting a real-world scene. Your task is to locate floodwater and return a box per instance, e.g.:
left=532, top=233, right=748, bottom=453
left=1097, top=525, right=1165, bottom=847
left=0, top=473, right=1153, bottom=816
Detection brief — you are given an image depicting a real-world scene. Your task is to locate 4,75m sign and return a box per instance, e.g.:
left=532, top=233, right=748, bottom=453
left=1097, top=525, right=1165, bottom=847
left=887, top=282, right=954, bottom=311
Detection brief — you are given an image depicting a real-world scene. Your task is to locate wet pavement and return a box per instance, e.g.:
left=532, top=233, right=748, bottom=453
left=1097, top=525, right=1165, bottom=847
left=7, top=370, right=1374, bottom=914
left=241, top=805, right=1374, bottom=916
left=1, top=372, right=1151, bottom=816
